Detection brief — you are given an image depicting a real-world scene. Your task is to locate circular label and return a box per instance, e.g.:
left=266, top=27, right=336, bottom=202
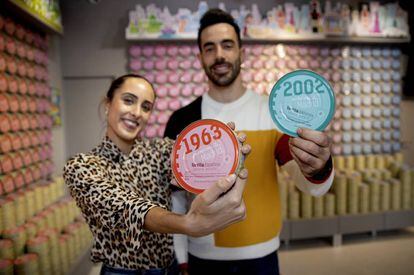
left=171, top=119, right=240, bottom=194
left=269, top=70, right=335, bottom=137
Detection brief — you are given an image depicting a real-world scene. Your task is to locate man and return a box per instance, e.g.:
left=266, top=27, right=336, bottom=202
left=164, top=9, right=334, bottom=275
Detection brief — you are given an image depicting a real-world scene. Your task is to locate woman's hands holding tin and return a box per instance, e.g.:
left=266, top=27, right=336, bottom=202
left=289, top=128, right=332, bottom=178
left=183, top=122, right=251, bottom=237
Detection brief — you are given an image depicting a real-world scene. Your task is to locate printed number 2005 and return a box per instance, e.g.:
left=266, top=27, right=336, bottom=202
left=283, top=79, right=325, bottom=97
left=183, top=126, right=222, bottom=154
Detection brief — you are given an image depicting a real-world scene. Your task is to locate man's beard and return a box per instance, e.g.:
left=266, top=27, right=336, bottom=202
left=203, top=57, right=241, bottom=87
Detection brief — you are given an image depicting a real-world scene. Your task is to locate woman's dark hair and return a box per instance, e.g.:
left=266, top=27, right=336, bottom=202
left=197, top=8, right=242, bottom=51
left=105, top=73, right=155, bottom=102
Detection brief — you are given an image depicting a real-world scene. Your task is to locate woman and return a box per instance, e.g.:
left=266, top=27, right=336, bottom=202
left=63, top=74, right=250, bottom=275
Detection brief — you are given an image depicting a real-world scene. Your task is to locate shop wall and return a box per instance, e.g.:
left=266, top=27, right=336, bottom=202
left=59, top=0, right=414, bottom=165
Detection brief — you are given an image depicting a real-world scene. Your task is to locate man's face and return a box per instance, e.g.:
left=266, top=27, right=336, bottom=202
left=198, top=23, right=242, bottom=87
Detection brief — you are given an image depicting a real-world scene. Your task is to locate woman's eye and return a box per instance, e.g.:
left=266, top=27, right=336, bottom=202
left=142, top=104, right=152, bottom=112
left=123, top=98, right=134, bottom=105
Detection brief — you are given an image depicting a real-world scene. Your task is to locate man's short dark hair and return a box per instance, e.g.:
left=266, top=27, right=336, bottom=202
left=197, top=8, right=242, bottom=51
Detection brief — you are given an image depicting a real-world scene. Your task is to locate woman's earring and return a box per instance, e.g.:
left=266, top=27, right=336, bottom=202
left=105, top=109, right=108, bottom=116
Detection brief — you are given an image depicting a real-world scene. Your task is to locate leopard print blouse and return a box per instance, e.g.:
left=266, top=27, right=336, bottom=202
left=63, top=136, right=175, bottom=270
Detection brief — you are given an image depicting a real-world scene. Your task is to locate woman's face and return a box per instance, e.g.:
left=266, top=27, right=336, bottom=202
left=106, top=77, right=155, bottom=146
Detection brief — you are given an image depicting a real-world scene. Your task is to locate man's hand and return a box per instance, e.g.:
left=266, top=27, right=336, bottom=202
left=289, top=128, right=332, bottom=178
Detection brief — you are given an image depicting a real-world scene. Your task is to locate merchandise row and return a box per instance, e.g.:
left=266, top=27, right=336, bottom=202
left=333, top=107, right=400, bottom=119
left=331, top=143, right=401, bottom=155
left=0, top=161, right=54, bottom=196
left=129, top=45, right=402, bottom=59
left=328, top=119, right=401, bottom=131
left=0, top=145, right=52, bottom=173
left=0, top=93, right=51, bottom=113
left=0, top=75, right=51, bottom=96
left=0, top=113, right=53, bottom=133
left=0, top=53, right=49, bottom=81
left=0, top=15, right=49, bottom=50
left=0, top=130, right=52, bottom=153
left=0, top=34, right=48, bottom=66
left=279, top=155, right=413, bottom=219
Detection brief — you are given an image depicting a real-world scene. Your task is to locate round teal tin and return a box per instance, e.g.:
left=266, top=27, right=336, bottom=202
left=269, top=70, right=335, bottom=137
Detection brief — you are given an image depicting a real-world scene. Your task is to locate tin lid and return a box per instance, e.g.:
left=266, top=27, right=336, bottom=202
left=268, top=70, right=335, bottom=137
left=171, top=119, right=241, bottom=194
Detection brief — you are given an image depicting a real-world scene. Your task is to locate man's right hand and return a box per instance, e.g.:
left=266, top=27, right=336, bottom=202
left=183, top=168, right=248, bottom=237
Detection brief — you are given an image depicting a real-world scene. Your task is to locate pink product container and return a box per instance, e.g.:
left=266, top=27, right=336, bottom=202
left=298, top=59, right=308, bottom=68
left=265, top=72, right=275, bottom=83
left=155, top=99, right=168, bottom=111
left=179, top=46, right=192, bottom=56
left=253, top=72, right=264, bottom=83
left=241, top=71, right=253, bottom=82
left=275, top=60, right=285, bottom=69
left=321, top=72, right=331, bottom=81
left=155, top=73, right=168, bottom=84
left=156, top=86, right=168, bottom=98
left=243, top=59, right=252, bottom=69
left=332, top=121, right=341, bottom=131
left=264, top=59, right=275, bottom=70
left=157, top=113, right=169, bottom=124
left=332, top=145, right=342, bottom=155
left=169, top=99, right=181, bottom=111
left=320, top=48, right=330, bottom=57
left=142, top=46, right=154, bottom=57
left=181, top=98, right=193, bottom=107
left=263, top=46, right=274, bottom=56
left=168, top=73, right=180, bottom=84
left=298, top=47, right=308, bottom=56
left=332, top=133, right=341, bottom=143
left=251, top=45, right=263, bottom=56
left=192, top=60, right=202, bottom=70
left=129, top=59, right=142, bottom=71
left=180, top=71, right=192, bottom=83
left=143, top=60, right=155, bottom=71
left=331, top=59, right=340, bottom=69
left=147, top=113, right=157, bottom=124
left=179, top=60, right=192, bottom=70
left=154, top=45, right=167, bottom=56
left=155, top=60, right=167, bottom=70
left=145, top=127, right=157, bottom=138
left=145, top=73, right=155, bottom=83
left=309, top=60, right=319, bottom=69
left=157, top=125, right=166, bottom=137
left=286, top=46, right=298, bottom=56
left=191, top=45, right=199, bottom=55
left=167, top=46, right=179, bottom=56
left=193, top=86, right=205, bottom=96
left=167, top=59, right=179, bottom=70
left=287, top=60, right=297, bottom=69
left=331, top=72, right=340, bottom=82
left=181, top=85, right=193, bottom=97
left=192, top=72, right=204, bottom=83
left=129, top=46, right=141, bottom=57
left=169, top=86, right=180, bottom=97
left=309, top=47, right=319, bottom=56
left=252, top=60, right=263, bottom=70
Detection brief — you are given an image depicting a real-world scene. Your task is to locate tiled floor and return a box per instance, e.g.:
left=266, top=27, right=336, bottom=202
left=87, top=227, right=414, bottom=275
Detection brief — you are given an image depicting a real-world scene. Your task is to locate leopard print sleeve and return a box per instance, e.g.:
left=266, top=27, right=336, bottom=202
left=154, top=137, right=174, bottom=185
left=63, top=154, right=160, bottom=250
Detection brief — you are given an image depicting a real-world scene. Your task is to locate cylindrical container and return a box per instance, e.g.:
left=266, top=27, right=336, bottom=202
left=333, top=173, right=347, bottom=215
left=324, top=193, right=335, bottom=217
left=390, top=179, right=401, bottom=211
left=0, top=259, right=13, bottom=275
left=301, top=193, right=313, bottom=219
left=2, top=226, right=26, bottom=257
left=171, top=119, right=243, bottom=194
left=359, top=184, right=369, bottom=214
left=380, top=182, right=391, bottom=211
left=313, top=196, right=324, bottom=218
left=14, top=253, right=40, bottom=275
left=27, top=235, right=50, bottom=274
left=347, top=172, right=360, bottom=214
left=400, top=166, right=412, bottom=210
left=0, top=239, right=14, bottom=259
left=288, top=191, right=300, bottom=220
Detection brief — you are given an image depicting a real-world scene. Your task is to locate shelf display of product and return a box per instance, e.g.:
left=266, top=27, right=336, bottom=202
left=0, top=13, right=92, bottom=275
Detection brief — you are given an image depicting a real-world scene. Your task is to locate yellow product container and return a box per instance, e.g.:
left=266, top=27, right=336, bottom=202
left=347, top=172, right=360, bottom=215
left=14, top=253, right=40, bottom=275
left=0, top=259, right=13, bottom=275
left=379, top=182, right=391, bottom=211
left=333, top=173, right=347, bottom=215
left=2, top=226, right=26, bottom=257
left=375, top=155, right=386, bottom=169
left=23, top=222, right=38, bottom=240
left=359, top=183, right=369, bottom=214
left=384, top=154, right=394, bottom=169
left=400, top=166, right=412, bottom=210
left=26, top=235, right=51, bottom=274
left=355, top=155, right=365, bottom=171
left=344, top=156, right=355, bottom=171
left=394, top=152, right=404, bottom=164
left=59, top=235, right=70, bottom=274
left=25, top=188, right=36, bottom=218
left=324, top=193, right=335, bottom=217
left=366, top=154, right=375, bottom=169
left=288, top=191, right=300, bottom=220
left=333, top=156, right=345, bottom=171
left=313, top=196, right=324, bottom=218
left=33, top=185, right=43, bottom=213
left=390, top=179, right=401, bottom=211
left=0, top=198, right=16, bottom=231
left=38, top=229, right=60, bottom=275
left=368, top=180, right=380, bottom=212
left=301, top=193, right=312, bottom=219
left=0, top=239, right=14, bottom=259
left=14, top=191, right=27, bottom=226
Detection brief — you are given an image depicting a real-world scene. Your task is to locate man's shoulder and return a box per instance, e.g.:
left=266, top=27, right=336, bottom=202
left=170, top=96, right=202, bottom=120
